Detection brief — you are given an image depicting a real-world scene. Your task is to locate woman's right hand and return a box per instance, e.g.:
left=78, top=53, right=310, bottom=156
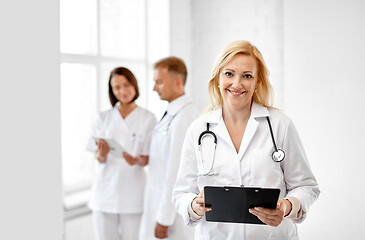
left=95, top=139, right=110, bottom=163
left=191, top=189, right=212, bottom=216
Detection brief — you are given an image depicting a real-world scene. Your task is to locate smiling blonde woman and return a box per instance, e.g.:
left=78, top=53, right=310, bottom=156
left=172, top=40, right=320, bottom=240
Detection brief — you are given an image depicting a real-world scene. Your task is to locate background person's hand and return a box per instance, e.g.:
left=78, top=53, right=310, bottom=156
left=191, top=189, right=212, bottom=216
left=134, top=155, right=148, bottom=166
left=249, top=199, right=292, bottom=227
left=154, top=222, right=169, bottom=239
left=95, top=139, right=110, bottom=163
left=122, top=152, right=136, bottom=165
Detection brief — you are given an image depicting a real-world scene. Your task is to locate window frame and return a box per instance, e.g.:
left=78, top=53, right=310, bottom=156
left=61, top=0, right=149, bottom=194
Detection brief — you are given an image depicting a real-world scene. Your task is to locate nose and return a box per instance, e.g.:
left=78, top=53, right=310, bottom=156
left=153, top=82, right=157, bottom=91
left=231, top=75, right=243, bottom=89
left=119, top=85, right=126, bottom=94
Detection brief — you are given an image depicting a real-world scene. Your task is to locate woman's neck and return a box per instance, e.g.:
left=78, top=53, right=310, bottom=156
left=118, top=102, right=137, bottom=118
left=222, top=103, right=252, bottom=125
left=222, top=101, right=252, bottom=153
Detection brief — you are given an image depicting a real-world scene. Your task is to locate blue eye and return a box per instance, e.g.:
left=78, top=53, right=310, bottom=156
left=224, top=72, right=233, bottom=77
left=243, top=74, right=253, bottom=79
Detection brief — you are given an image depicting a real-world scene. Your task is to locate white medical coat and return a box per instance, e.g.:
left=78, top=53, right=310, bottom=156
left=172, top=102, right=320, bottom=240
left=87, top=106, right=156, bottom=214
left=139, top=95, right=198, bottom=240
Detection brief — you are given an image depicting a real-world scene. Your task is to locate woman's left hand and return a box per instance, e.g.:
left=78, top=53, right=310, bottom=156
left=122, top=152, right=136, bottom=165
left=135, top=155, right=148, bottom=166
left=249, top=199, right=292, bottom=227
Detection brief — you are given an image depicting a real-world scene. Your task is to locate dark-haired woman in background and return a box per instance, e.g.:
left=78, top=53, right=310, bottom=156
left=86, top=67, right=156, bottom=240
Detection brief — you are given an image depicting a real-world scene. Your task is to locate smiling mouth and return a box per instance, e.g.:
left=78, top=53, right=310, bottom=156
left=227, top=89, right=246, bottom=95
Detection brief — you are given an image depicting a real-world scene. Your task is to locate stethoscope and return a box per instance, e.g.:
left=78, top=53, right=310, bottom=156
left=160, top=102, right=191, bottom=136
left=161, top=114, right=176, bottom=136
left=198, top=123, right=218, bottom=176
left=197, top=116, right=285, bottom=176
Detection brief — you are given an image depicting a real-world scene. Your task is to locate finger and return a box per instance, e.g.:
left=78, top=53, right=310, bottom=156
left=136, top=156, right=148, bottom=166
left=125, top=158, right=134, bottom=165
left=192, top=202, right=211, bottom=215
left=156, top=227, right=167, bottom=239
left=154, top=226, right=159, bottom=238
left=100, top=140, right=107, bottom=149
left=98, top=157, right=106, bottom=163
left=104, top=141, right=110, bottom=150
left=195, top=198, right=205, bottom=205
left=254, top=207, right=280, bottom=216
left=250, top=211, right=279, bottom=226
left=256, top=215, right=278, bottom=226
left=253, top=211, right=278, bottom=222
left=198, top=189, right=205, bottom=198
left=199, top=206, right=212, bottom=212
left=156, top=230, right=161, bottom=239
left=122, top=152, right=131, bottom=158
left=97, top=141, right=104, bottom=150
left=249, top=208, right=278, bottom=221
left=101, top=140, right=109, bottom=148
left=136, top=157, right=147, bottom=166
left=195, top=201, right=211, bottom=212
left=162, top=229, right=168, bottom=239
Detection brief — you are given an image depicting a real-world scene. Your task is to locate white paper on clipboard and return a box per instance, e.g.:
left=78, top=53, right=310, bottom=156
left=93, top=137, right=126, bottom=158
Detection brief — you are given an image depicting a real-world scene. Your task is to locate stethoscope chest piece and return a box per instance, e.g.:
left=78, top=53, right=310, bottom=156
left=272, top=149, right=285, bottom=162
left=161, top=129, right=168, bottom=136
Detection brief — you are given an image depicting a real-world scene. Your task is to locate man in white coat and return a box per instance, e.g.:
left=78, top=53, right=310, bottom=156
left=139, top=57, right=198, bottom=240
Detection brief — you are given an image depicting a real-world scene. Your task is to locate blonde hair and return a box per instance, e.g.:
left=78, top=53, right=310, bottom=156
left=208, top=40, right=274, bottom=109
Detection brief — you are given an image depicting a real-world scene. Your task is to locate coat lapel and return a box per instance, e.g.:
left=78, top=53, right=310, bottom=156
left=204, top=103, right=270, bottom=159
left=203, top=107, right=236, bottom=152
left=237, top=116, right=259, bottom=160
left=238, top=102, right=269, bottom=160
left=110, top=107, right=130, bottom=145
left=213, top=117, right=236, bottom=152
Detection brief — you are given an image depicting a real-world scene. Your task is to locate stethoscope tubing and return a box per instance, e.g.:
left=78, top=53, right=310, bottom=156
left=198, top=123, right=217, bottom=146
left=266, top=116, right=285, bottom=162
left=198, top=123, right=218, bottom=176
left=198, top=116, right=285, bottom=176
left=266, top=116, right=278, bottom=151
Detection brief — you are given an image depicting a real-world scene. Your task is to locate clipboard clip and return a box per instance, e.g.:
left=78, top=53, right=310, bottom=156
left=223, top=185, right=245, bottom=190
left=224, top=185, right=261, bottom=193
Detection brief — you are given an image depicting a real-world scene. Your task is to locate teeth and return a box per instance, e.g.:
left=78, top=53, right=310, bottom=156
left=228, top=89, right=245, bottom=95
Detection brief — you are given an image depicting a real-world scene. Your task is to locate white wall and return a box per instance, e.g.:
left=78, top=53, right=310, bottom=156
left=283, top=0, right=365, bottom=239
left=169, top=0, right=284, bottom=112
left=0, top=0, right=63, bottom=239
left=190, top=0, right=284, bottom=111
left=146, top=0, right=170, bottom=118
left=170, top=0, right=194, bottom=95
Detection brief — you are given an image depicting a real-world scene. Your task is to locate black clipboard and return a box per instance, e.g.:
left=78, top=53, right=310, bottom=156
left=204, top=186, right=280, bottom=224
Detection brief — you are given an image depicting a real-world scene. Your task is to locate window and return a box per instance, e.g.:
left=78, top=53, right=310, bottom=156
left=60, top=0, right=148, bottom=191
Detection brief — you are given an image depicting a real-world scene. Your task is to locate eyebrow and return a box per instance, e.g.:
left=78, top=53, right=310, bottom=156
left=224, top=68, right=253, bottom=74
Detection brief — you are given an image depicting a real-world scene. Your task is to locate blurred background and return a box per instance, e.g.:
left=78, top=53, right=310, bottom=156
left=1, top=0, right=365, bottom=239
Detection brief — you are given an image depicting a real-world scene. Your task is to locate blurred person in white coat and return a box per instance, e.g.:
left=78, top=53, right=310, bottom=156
left=172, top=40, right=320, bottom=240
left=87, top=67, right=156, bottom=240
left=139, top=57, right=198, bottom=240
